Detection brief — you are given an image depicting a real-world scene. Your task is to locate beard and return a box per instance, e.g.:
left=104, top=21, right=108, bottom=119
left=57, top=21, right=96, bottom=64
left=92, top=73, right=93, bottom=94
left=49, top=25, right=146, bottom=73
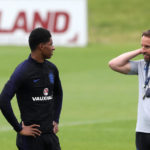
left=144, top=55, right=150, bottom=62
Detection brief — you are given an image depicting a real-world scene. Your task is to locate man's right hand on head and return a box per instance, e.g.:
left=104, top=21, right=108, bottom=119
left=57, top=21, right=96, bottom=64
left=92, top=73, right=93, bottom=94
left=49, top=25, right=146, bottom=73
left=19, top=122, right=42, bottom=138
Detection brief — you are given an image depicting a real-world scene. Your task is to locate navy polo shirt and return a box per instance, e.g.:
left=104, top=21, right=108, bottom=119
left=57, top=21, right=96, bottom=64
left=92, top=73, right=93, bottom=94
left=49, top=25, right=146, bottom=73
left=0, top=55, right=63, bottom=133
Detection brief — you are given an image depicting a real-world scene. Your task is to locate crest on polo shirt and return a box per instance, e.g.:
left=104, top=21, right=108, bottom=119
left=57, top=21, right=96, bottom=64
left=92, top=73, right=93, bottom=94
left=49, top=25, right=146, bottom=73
left=49, top=72, right=54, bottom=84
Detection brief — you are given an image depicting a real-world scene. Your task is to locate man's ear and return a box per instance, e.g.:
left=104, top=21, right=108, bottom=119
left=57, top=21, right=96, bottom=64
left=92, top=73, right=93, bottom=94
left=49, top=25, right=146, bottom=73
left=38, top=43, right=44, bottom=50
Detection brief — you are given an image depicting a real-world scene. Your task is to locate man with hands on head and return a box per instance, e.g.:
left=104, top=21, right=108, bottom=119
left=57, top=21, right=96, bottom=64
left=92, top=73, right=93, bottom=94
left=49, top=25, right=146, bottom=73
left=109, top=30, right=150, bottom=150
left=0, top=27, right=63, bottom=150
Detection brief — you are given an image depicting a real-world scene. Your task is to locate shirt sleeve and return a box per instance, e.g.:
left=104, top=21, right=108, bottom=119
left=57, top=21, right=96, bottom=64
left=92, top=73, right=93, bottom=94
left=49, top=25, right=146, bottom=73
left=53, top=67, right=63, bottom=123
left=128, top=60, right=139, bottom=75
left=0, top=64, right=25, bottom=132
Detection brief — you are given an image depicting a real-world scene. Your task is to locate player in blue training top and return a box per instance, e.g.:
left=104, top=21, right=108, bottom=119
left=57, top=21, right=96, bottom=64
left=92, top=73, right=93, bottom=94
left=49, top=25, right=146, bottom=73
left=0, top=27, right=63, bottom=150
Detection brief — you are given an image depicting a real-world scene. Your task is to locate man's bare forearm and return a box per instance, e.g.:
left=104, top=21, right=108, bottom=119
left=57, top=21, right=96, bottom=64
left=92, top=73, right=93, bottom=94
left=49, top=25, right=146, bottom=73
left=109, top=49, right=142, bottom=74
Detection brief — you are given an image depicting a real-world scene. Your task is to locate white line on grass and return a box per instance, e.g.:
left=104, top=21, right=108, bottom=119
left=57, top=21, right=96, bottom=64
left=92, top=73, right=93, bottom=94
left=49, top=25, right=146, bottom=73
left=0, top=126, right=12, bottom=132
left=0, top=119, right=134, bottom=132
left=59, top=119, right=112, bottom=127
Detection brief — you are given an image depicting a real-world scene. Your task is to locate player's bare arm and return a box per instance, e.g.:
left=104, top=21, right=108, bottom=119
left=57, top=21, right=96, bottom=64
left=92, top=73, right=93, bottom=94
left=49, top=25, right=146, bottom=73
left=108, top=49, right=142, bottom=74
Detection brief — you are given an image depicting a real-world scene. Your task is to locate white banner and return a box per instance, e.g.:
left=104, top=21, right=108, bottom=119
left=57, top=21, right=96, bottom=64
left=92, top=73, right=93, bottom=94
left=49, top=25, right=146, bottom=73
left=0, top=0, right=87, bottom=46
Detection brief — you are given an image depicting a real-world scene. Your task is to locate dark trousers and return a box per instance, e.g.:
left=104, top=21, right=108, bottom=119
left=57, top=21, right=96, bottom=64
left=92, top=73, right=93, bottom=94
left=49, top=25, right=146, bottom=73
left=16, top=133, right=61, bottom=150
left=136, top=132, right=150, bottom=150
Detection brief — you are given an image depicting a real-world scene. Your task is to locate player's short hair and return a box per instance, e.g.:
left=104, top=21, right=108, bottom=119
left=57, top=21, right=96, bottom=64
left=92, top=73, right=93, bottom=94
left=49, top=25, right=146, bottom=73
left=29, top=27, right=52, bottom=51
left=142, top=30, right=150, bottom=38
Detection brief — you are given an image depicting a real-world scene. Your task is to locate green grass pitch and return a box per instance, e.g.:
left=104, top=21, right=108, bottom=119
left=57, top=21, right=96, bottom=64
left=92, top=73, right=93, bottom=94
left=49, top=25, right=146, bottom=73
left=0, top=44, right=139, bottom=150
left=1, top=0, right=150, bottom=149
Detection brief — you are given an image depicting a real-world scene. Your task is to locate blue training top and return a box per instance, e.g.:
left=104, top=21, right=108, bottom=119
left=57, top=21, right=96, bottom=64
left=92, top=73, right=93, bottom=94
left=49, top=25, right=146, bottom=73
left=0, top=55, right=63, bottom=133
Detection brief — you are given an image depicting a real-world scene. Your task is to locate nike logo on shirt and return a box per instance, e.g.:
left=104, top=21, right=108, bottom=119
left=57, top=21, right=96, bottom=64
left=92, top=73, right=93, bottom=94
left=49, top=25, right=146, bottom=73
left=33, top=79, right=40, bottom=83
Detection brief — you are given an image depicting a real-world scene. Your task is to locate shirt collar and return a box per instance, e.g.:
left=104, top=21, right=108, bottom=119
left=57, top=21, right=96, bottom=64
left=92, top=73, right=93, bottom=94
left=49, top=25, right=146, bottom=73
left=28, top=55, right=45, bottom=65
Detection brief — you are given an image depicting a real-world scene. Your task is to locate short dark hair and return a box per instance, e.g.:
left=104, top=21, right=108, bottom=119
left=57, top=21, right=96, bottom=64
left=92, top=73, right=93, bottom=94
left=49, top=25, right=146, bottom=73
left=142, top=30, right=150, bottom=38
left=29, top=27, right=51, bottom=51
